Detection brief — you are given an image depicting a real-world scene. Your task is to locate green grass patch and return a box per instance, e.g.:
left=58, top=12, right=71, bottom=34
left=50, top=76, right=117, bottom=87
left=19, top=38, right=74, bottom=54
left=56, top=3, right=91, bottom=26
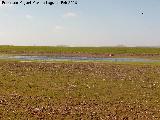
left=0, top=45, right=160, bottom=55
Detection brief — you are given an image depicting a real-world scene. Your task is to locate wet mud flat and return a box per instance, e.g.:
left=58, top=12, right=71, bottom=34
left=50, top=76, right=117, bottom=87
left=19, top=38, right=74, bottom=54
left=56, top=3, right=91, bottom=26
left=1, top=61, right=160, bottom=119
left=1, top=52, right=160, bottom=58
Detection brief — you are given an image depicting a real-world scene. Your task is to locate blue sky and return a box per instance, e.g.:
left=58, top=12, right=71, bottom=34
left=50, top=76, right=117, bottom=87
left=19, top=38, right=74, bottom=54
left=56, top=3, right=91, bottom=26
left=0, top=0, right=160, bottom=46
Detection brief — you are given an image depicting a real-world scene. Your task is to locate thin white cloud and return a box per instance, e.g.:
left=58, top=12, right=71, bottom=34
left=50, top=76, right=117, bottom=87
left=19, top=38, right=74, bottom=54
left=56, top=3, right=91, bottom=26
left=63, top=12, right=77, bottom=18
left=25, top=14, right=33, bottom=19
left=55, top=25, right=64, bottom=30
left=53, top=25, right=64, bottom=33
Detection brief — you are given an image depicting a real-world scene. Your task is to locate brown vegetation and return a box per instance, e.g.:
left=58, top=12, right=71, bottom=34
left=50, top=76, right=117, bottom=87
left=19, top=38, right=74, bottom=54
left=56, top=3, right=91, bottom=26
left=0, top=62, right=160, bottom=119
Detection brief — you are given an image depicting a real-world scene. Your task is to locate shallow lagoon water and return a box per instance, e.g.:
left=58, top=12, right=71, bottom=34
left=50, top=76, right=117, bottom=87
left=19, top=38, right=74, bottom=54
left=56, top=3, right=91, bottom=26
left=0, top=55, right=160, bottom=63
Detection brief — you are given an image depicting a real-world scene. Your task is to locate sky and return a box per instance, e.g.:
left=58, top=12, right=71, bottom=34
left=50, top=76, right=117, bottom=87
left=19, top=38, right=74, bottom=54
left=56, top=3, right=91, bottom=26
left=0, top=0, right=160, bottom=46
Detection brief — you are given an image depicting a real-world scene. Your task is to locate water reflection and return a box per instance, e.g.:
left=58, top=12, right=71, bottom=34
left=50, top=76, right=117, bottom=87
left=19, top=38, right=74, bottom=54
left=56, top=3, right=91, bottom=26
left=0, top=55, right=159, bottom=62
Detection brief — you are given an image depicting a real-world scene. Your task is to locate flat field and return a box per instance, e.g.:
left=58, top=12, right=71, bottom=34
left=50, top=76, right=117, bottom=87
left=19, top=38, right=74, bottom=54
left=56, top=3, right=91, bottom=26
left=1, top=61, right=160, bottom=119
left=0, top=46, right=160, bottom=57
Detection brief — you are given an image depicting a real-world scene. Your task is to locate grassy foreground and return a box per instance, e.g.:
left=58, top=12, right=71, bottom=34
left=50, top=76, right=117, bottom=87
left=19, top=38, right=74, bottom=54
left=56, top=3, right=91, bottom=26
left=0, top=46, right=160, bottom=57
left=1, top=61, right=160, bottom=119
